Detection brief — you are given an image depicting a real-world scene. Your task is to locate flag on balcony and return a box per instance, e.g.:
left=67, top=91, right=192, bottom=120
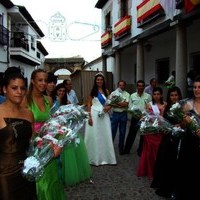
left=159, top=0, right=176, bottom=20
left=185, top=0, right=200, bottom=12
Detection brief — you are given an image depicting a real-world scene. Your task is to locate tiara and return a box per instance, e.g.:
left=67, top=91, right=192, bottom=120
left=95, top=72, right=104, bottom=77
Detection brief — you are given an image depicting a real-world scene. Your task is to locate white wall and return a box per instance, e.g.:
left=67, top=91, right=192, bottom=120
left=0, top=4, right=9, bottom=71
left=9, top=59, right=35, bottom=85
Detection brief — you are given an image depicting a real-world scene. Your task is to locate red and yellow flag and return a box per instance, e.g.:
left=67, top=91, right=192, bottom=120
left=185, top=0, right=200, bottom=12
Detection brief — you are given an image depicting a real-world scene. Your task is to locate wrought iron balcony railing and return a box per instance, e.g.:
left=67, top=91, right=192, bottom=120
left=0, top=25, right=9, bottom=45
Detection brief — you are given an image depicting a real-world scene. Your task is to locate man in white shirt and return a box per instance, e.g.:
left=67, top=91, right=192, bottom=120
left=111, top=80, right=130, bottom=155
left=63, top=79, right=79, bottom=104
left=123, top=80, right=151, bottom=155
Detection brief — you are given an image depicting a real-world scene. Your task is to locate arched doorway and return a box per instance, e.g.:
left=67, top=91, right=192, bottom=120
left=54, top=68, right=71, bottom=84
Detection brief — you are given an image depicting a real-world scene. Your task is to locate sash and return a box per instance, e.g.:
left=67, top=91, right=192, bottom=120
left=97, top=92, right=106, bottom=106
left=150, top=102, right=160, bottom=115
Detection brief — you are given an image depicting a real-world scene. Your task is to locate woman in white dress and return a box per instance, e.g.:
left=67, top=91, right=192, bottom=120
left=84, top=72, right=117, bottom=166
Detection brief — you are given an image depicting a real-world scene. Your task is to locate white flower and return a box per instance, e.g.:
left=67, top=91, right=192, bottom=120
left=170, top=102, right=181, bottom=111
left=23, top=156, right=40, bottom=173
left=152, top=118, right=159, bottom=127
left=140, top=121, right=146, bottom=129
left=75, top=137, right=80, bottom=146
left=35, top=136, right=42, bottom=142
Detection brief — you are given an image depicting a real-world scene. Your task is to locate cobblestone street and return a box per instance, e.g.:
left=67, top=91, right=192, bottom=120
left=65, top=121, right=167, bottom=200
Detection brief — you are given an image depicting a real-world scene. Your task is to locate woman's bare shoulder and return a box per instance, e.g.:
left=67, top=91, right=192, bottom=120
left=21, top=107, right=34, bottom=123
left=0, top=104, right=7, bottom=114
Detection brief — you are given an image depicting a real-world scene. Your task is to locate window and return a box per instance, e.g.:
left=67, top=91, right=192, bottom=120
left=105, top=12, right=111, bottom=31
left=37, top=51, right=40, bottom=59
left=0, top=14, right=2, bottom=26
left=190, top=52, right=200, bottom=75
left=31, top=36, right=35, bottom=50
left=156, top=58, right=170, bottom=84
left=121, top=0, right=128, bottom=18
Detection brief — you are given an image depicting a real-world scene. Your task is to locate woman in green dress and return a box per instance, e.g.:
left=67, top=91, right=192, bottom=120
left=51, top=83, right=92, bottom=186
left=25, top=69, right=66, bottom=200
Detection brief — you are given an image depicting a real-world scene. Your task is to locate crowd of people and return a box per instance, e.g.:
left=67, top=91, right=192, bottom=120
left=1, top=67, right=200, bottom=200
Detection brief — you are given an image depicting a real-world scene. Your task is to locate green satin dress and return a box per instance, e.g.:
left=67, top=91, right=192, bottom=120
left=28, top=96, right=66, bottom=200
left=51, top=100, right=92, bottom=186
left=61, top=134, right=92, bottom=186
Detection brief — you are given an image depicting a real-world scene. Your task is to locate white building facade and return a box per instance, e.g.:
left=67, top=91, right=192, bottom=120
left=0, top=0, right=48, bottom=85
left=96, top=0, right=200, bottom=97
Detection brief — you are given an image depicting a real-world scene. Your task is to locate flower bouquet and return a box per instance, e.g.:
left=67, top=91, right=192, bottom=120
left=167, top=102, right=185, bottom=123
left=170, top=126, right=185, bottom=138
left=168, top=101, right=200, bottom=135
left=128, top=105, right=145, bottom=120
left=22, top=105, right=88, bottom=181
left=186, top=112, right=200, bottom=135
left=139, top=113, right=173, bottom=135
left=164, top=81, right=175, bottom=89
left=98, top=88, right=124, bottom=118
left=107, top=88, right=125, bottom=106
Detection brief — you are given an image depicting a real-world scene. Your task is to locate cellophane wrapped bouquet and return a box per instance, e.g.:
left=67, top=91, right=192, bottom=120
left=22, top=104, right=88, bottom=181
left=186, top=112, right=200, bottom=134
left=168, top=101, right=200, bottom=135
left=128, top=105, right=145, bottom=120
left=98, top=88, right=125, bottom=118
left=167, top=102, right=185, bottom=124
left=139, top=113, right=173, bottom=135
left=170, top=126, right=185, bottom=139
left=139, top=113, right=185, bottom=137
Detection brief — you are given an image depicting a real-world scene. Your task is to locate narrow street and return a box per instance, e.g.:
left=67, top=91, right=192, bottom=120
left=65, top=120, right=167, bottom=200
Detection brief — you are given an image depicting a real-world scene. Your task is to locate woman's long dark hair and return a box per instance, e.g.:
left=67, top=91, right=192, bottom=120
left=2, top=67, right=25, bottom=90
left=152, top=87, right=164, bottom=105
left=164, top=86, right=182, bottom=116
left=90, top=74, right=108, bottom=97
left=51, top=83, right=68, bottom=105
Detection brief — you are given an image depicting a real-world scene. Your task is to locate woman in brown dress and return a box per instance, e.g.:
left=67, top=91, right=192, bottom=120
left=0, top=67, right=36, bottom=200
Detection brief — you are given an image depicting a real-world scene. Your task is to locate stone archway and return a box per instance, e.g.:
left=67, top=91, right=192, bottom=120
left=54, top=68, right=71, bottom=83
left=44, top=57, right=85, bottom=73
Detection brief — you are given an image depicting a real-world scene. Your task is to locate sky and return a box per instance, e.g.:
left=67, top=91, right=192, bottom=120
left=12, top=0, right=102, bottom=63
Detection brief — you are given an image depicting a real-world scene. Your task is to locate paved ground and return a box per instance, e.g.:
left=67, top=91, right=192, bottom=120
left=65, top=120, right=168, bottom=200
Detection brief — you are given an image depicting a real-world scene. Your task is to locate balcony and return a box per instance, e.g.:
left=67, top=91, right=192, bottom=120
left=137, top=0, right=164, bottom=27
left=13, top=38, right=29, bottom=52
left=114, top=15, right=131, bottom=40
left=10, top=32, right=41, bottom=66
left=0, top=25, right=9, bottom=45
left=101, top=31, right=112, bottom=48
left=12, top=32, right=29, bottom=51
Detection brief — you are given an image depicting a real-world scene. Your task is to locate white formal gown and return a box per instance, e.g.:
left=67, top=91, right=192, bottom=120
left=84, top=96, right=117, bottom=166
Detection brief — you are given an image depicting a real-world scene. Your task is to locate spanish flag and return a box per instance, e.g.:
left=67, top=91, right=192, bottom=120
left=185, top=0, right=200, bottom=12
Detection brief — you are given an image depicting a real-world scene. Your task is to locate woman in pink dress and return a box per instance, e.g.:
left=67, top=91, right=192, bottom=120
left=137, top=87, right=166, bottom=178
